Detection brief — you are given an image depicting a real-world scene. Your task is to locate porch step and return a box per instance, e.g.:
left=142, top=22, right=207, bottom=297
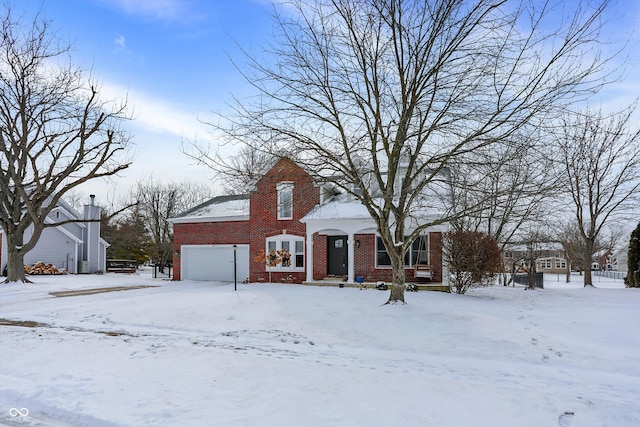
left=322, top=276, right=347, bottom=282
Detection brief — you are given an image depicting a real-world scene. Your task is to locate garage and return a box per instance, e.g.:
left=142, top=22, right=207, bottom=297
left=181, top=244, right=249, bottom=282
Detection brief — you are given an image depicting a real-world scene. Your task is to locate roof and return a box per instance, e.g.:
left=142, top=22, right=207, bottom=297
left=170, top=194, right=250, bottom=224
left=301, top=194, right=444, bottom=225
left=301, top=197, right=372, bottom=221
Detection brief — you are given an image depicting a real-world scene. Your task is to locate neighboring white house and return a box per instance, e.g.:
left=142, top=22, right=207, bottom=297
left=614, top=245, right=628, bottom=273
left=0, top=195, right=109, bottom=274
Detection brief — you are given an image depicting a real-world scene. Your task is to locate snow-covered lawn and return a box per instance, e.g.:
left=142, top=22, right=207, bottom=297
left=0, top=270, right=638, bottom=426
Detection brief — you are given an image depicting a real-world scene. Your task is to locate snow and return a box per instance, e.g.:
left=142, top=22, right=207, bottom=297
left=172, top=197, right=249, bottom=223
left=302, top=198, right=372, bottom=220
left=0, top=270, right=638, bottom=426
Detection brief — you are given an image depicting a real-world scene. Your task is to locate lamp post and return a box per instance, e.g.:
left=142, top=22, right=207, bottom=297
left=233, top=245, right=237, bottom=291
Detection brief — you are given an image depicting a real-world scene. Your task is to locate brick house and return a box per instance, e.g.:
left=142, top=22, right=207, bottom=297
left=170, top=157, right=447, bottom=286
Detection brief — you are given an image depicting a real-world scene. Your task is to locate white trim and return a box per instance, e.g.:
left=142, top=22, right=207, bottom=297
left=42, top=218, right=84, bottom=244
left=264, top=233, right=305, bottom=272
left=50, top=206, right=86, bottom=227
left=171, top=216, right=250, bottom=224
left=276, top=182, right=294, bottom=220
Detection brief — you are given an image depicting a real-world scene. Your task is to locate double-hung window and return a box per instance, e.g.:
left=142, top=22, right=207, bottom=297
left=538, top=258, right=552, bottom=269
left=376, top=235, right=429, bottom=268
left=277, top=182, right=293, bottom=220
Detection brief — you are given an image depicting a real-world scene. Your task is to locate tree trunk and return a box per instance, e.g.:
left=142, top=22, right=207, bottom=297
left=583, top=264, right=592, bottom=286
left=4, top=247, right=29, bottom=283
left=583, top=240, right=595, bottom=287
left=527, top=268, right=536, bottom=290
left=386, top=249, right=406, bottom=304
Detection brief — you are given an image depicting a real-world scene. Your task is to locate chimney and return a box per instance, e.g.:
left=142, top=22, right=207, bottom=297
left=90, top=194, right=95, bottom=206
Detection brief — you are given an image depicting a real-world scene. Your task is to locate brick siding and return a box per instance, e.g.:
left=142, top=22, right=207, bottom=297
left=172, top=220, right=250, bottom=280
left=248, top=158, right=319, bottom=283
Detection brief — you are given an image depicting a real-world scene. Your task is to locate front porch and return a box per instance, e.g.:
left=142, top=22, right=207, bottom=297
left=299, top=199, right=449, bottom=288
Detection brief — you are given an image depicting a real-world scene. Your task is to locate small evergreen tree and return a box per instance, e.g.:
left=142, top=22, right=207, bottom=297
left=102, top=209, right=152, bottom=265
left=626, top=222, right=640, bottom=288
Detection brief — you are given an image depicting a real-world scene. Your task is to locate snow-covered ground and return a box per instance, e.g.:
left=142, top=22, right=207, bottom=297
left=0, top=269, right=638, bottom=427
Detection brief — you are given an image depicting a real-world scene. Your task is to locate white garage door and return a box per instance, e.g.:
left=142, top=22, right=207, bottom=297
left=181, top=245, right=249, bottom=282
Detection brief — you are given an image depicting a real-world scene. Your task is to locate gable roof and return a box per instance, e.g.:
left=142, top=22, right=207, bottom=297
left=170, top=194, right=250, bottom=224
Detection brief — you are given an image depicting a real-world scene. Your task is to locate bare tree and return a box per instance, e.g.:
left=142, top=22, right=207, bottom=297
left=556, top=220, right=586, bottom=282
left=0, top=9, right=131, bottom=283
left=184, top=140, right=273, bottom=194
left=196, top=0, right=615, bottom=302
left=451, top=134, right=556, bottom=285
left=555, top=106, right=640, bottom=286
left=133, top=178, right=215, bottom=270
left=520, top=229, right=551, bottom=290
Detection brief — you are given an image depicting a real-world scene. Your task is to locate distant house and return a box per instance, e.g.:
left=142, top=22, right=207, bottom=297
left=614, top=245, right=628, bottom=273
left=170, top=157, right=448, bottom=286
left=0, top=195, right=108, bottom=274
left=503, top=243, right=568, bottom=275
left=595, top=249, right=617, bottom=271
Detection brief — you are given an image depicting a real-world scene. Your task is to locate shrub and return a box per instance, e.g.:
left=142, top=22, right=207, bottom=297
left=444, top=230, right=502, bottom=294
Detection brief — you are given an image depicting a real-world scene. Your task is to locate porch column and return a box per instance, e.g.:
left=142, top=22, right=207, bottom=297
left=306, top=236, right=314, bottom=282
left=347, top=233, right=355, bottom=283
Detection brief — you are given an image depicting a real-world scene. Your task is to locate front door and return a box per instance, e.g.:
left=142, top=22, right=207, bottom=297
left=327, top=235, right=348, bottom=276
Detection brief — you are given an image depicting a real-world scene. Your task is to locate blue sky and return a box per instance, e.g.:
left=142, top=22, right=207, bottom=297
left=18, top=0, right=277, bottom=203
left=14, top=0, right=640, bottom=205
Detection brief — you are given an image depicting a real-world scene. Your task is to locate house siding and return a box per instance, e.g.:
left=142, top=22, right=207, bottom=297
left=428, top=232, right=443, bottom=282
left=0, top=198, right=107, bottom=275
left=312, top=233, right=328, bottom=280
left=23, top=226, right=77, bottom=272
left=83, top=204, right=101, bottom=272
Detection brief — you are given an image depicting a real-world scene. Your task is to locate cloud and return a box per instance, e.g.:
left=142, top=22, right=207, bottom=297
left=87, top=80, right=220, bottom=193
left=114, top=34, right=126, bottom=49
left=98, top=80, right=216, bottom=146
left=96, top=0, right=206, bottom=24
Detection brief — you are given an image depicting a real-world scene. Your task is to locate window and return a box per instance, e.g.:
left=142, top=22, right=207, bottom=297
left=412, top=235, right=429, bottom=266
left=264, top=234, right=304, bottom=271
left=555, top=258, right=566, bottom=269
left=295, top=241, right=304, bottom=268
left=376, top=235, right=428, bottom=268
left=277, top=182, right=293, bottom=220
left=538, top=258, right=552, bottom=269
left=281, top=241, right=291, bottom=266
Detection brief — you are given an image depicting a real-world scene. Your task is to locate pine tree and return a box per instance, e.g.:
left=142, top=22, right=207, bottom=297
left=626, top=223, right=640, bottom=287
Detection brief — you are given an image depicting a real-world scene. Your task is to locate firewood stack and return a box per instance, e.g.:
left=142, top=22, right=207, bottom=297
left=24, top=262, right=67, bottom=275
